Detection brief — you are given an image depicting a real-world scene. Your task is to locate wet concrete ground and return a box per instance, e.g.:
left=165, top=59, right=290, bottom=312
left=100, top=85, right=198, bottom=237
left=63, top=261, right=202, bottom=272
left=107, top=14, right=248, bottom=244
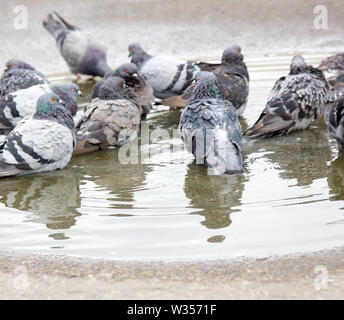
left=1, top=249, right=344, bottom=299
left=1, top=0, right=344, bottom=299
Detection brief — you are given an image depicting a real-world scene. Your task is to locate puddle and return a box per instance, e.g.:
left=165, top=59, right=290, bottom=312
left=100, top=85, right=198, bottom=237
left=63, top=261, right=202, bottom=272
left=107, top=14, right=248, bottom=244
left=0, top=50, right=343, bottom=261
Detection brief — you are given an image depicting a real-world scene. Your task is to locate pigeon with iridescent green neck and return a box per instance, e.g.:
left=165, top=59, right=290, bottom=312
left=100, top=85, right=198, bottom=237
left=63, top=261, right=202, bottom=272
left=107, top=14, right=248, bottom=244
left=128, top=43, right=200, bottom=99
left=0, top=59, right=48, bottom=96
left=43, top=11, right=111, bottom=77
left=0, top=82, right=80, bottom=130
left=0, top=93, right=76, bottom=178
left=178, top=71, right=243, bottom=175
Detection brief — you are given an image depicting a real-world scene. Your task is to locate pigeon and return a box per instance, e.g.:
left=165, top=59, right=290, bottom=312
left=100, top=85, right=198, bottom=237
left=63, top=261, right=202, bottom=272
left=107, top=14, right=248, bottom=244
left=324, top=86, right=344, bottom=151
left=178, top=71, right=243, bottom=175
left=0, top=59, right=48, bottom=96
left=74, top=77, right=141, bottom=155
left=244, top=55, right=328, bottom=138
left=0, top=93, right=76, bottom=178
left=0, top=82, right=80, bottom=130
left=319, top=52, right=344, bottom=74
left=92, top=63, right=154, bottom=118
left=128, top=43, right=200, bottom=99
left=328, top=73, right=344, bottom=89
left=43, top=11, right=111, bottom=77
left=163, top=45, right=249, bottom=116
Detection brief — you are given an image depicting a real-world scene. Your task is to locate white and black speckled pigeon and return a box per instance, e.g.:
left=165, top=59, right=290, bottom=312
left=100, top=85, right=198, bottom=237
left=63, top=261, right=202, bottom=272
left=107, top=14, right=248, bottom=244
left=91, top=63, right=153, bottom=118
left=43, top=11, right=111, bottom=77
left=0, top=82, right=80, bottom=130
left=128, top=43, right=200, bottom=99
left=178, top=72, right=243, bottom=175
left=0, top=59, right=48, bottom=96
left=74, top=77, right=141, bottom=155
left=245, top=55, right=328, bottom=138
left=0, top=93, right=75, bottom=178
left=324, top=86, right=344, bottom=151
left=163, top=45, right=249, bottom=116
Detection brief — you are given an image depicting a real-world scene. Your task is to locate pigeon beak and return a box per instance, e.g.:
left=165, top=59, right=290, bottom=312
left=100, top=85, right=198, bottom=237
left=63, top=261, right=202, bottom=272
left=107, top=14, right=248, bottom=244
left=132, top=73, right=138, bottom=77
left=78, top=90, right=83, bottom=97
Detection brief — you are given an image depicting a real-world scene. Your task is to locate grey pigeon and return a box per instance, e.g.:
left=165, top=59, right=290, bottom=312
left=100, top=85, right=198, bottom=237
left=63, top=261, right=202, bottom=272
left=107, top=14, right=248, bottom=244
left=128, top=43, right=200, bottom=99
left=324, top=86, right=344, bottom=151
left=178, top=71, right=243, bottom=175
left=74, top=77, right=141, bottom=155
left=0, top=59, right=47, bottom=96
left=245, top=55, right=328, bottom=138
left=0, top=93, right=76, bottom=178
left=92, top=63, right=154, bottom=118
left=43, top=11, right=111, bottom=77
left=319, top=53, right=344, bottom=74
left=163, top=45, right=249, bottom=116
left=0, top=82, right=80, bottom=130
left=327, top=73, right=344, bottom=89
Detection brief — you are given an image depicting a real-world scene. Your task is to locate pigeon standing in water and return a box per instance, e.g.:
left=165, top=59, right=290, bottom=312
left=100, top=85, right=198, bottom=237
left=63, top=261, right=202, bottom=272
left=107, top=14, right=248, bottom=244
left=0, top=59, right=48, bottom=96
left=245, top=56, right=328, bottom=138
left=128, top=43, right=200, bottom=99
left=178, top=72, right=243, bottom=175
left=324, top=86, right=344, bottom=151
left=91, top=63, right=154, bottom=118
left=43, top=11, right=111, bottom=77
left=0, top=82, right=80, bottom=130
left=0, top=93, right=75, bottom=178
left=163, top=45, right=249, bottom=116
left=74, top=77, right=141, bottom=155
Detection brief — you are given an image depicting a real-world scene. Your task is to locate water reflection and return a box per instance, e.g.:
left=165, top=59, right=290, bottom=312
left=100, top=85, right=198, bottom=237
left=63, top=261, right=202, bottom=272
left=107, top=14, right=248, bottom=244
left=73, top=149, right=151, bottom=209
left=245, top=127, right=332, bottom=187
left=0, top=171, right=81, bottom=232
left=1, top=52, right=343, bottom=259
left=184, top=163, right=245, bottom=230
left=328, top=154, right=344, bottom=202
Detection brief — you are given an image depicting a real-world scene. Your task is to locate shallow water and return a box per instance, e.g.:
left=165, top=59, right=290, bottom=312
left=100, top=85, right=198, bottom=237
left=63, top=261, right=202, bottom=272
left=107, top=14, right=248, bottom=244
left=1, top=51, right=344, bottom=261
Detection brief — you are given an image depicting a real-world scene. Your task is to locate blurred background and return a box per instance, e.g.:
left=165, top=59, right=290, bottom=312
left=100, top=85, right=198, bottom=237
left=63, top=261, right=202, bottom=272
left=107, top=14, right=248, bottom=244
left=1, top=0, right=343, bottom=74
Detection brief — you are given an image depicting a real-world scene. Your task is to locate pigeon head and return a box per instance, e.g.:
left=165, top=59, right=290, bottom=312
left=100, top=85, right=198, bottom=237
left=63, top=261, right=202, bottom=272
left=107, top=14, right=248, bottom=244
left=52, top=83, right=81, bottom=116
left=98, top=77, right=138, bottom=103
left=34, top=93, right=75, bottom=130
left=290, top=55, right=308, bottom=74
left=128, top=43, right=143, bottom=57
left=221, top=45, right=244, bottom=64
left=115, top=63, right=139, bottom=78
left=5, top=59, right=35, bottom=72
left=114, top=63, right=140, bottom=85
left=98, top=77, right=126, bottom=100
left=128, top=43, right=151, bottom=68
left=189, top=71, right=226, bottom=102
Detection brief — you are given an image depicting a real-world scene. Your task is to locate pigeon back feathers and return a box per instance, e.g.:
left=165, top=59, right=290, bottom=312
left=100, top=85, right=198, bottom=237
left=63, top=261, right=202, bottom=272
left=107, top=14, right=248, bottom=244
left=245, top=58, right=328, bottom=138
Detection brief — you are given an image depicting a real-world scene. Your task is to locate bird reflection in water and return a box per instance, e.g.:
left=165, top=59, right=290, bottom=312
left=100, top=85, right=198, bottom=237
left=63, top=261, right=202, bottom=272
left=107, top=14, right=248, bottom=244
left=184, top=162, right=246, bottom=243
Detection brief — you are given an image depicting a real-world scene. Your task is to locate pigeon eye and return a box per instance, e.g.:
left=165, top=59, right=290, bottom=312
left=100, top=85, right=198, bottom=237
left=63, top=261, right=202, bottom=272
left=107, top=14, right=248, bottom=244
left=124, top=70, right=129, bottom=74
left=71, top=88, right=75, bottom=92
left=51, top=97, right=56, bottom=102
left=8, top=64, right=12, bottom=69
left=197, top=77, right=200, bottom=82
left=116, top=83, right=121, bottom=87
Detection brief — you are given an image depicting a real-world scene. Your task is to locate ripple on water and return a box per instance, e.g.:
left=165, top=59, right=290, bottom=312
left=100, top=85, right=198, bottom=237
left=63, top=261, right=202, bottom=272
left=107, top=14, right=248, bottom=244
left=0, top=51, right=344, bottom=260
